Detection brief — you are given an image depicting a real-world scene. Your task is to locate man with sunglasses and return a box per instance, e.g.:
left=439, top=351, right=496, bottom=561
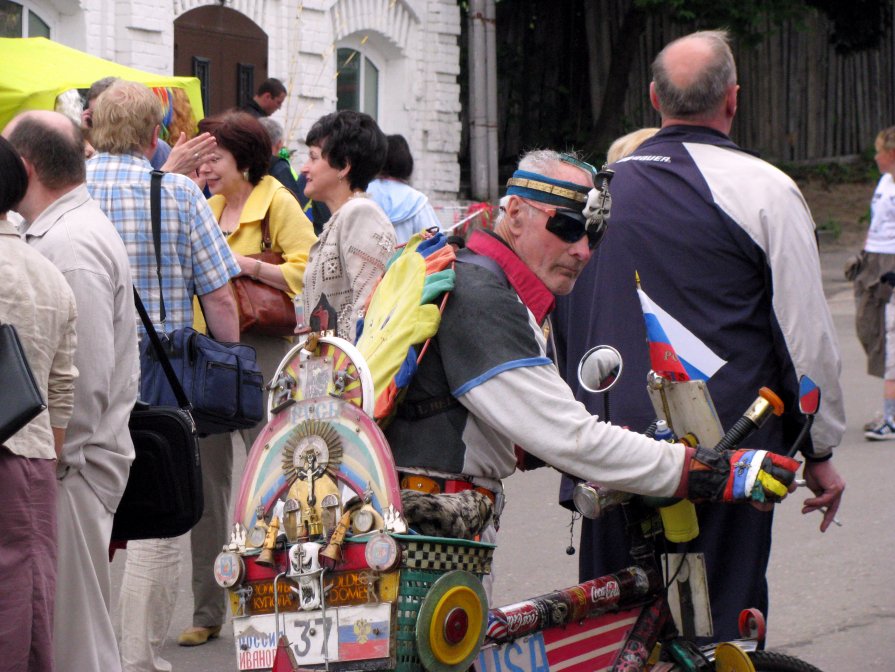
left=553, top=30, right=846, bottom=642
left=385, top=149, right=801, bottom=594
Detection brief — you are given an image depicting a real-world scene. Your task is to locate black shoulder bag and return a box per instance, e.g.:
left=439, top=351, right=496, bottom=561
left=0, top=320, right=47, bottom=446
left=111, top=289, right=204, bottom=542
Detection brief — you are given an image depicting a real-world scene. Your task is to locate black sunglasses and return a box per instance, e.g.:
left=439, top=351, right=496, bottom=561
left=523, top=198, right=607, bottom=250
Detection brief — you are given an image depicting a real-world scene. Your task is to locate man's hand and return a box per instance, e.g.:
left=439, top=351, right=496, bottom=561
left=801, top=459, right=845, bottom=532
left=161, top=132, right=217, bottom=175
left=687, top=446, right=800, bottom=504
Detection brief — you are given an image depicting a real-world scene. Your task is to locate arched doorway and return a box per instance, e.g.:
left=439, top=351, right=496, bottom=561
left=174, top=5, right=267, bottom=117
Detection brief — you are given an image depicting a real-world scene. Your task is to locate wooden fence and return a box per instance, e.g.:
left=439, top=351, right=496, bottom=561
left=485, top=2, right=895, bottom=170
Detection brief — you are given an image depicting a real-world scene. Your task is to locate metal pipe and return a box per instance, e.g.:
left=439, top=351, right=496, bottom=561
left=468, top=0, right=489, bottom=201
left=484, top=0, right=499, bottom=202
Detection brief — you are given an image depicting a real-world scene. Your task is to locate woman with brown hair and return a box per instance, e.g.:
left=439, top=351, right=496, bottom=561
left=174, top=111, right=316, bottom=648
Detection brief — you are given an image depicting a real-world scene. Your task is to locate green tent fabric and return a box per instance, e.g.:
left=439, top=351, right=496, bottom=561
left=0, top=37, right=204, bottom=131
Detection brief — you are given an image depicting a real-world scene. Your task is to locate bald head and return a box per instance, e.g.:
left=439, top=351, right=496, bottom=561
left=4, top=110, right=85, bottom=190
left=650, top=30, right=737, bottom=130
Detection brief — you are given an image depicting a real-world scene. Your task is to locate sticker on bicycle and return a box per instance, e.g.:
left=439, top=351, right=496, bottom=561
left=233, top=613, right=278, bottom=671
left=475, top=607, right=641, bottom=672
left=334, top=603, right=391, bottom=661
left=233, top=604, right=391, bottom=670
left=283, top=610, right=337, bottom=664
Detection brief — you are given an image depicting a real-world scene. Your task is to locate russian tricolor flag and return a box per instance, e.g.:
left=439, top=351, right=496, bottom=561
left=637, top=287, right=726, bottom=381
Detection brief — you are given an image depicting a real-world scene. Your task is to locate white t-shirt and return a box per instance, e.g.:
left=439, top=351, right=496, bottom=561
left=865, top=173, right=895, bottom=253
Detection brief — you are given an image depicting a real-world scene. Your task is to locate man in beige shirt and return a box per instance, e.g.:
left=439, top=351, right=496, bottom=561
left=5, top=111, right=139, bottom=672
left=0, top=135, right=78, bottom=672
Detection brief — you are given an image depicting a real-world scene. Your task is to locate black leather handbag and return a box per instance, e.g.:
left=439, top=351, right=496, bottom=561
left=0, top=321, right=47, bottom=446
left=112, top=289, right=203, bottom=542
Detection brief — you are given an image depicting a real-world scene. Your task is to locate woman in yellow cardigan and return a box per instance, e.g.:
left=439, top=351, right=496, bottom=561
left=177, top=111, right=316, bottom=647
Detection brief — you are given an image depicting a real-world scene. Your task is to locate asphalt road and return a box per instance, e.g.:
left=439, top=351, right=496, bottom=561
left=111, top=244, right=893, bottom=671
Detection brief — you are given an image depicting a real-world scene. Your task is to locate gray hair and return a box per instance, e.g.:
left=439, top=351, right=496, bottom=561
left=496, top=148, right=584, bottom=226
left=517, top=148, right=567, bottom=174
left=54, top=89, right=84, bottom=125
left=652, top=30, right=736, bottom=120
left=257, top=116, right=283, bottom=146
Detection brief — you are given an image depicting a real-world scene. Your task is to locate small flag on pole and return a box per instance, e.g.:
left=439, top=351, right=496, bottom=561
left=636, top=276, right=726, bottom=381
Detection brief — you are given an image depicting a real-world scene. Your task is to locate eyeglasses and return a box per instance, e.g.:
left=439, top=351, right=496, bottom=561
left=521, top=198, right=606, bottom=250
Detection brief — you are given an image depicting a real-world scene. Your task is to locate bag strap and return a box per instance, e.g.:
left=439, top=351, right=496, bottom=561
left=148, top=170, right=217, bottom=342
left=259, top=187, right=289, bottom=252
left=133, top=286, right=192, bottom=411
left=150, top=170, right=167, bottom=324
left=260, top=207, right=272, bottom=252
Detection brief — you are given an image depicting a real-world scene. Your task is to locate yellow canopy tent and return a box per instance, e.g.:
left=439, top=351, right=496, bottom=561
left=0, top=37, right=204, bottom=131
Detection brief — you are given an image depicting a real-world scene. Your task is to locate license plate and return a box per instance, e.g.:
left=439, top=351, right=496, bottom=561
left=233, top=603, right=392, bottom=670
left=283, top=611, right=338, bottom=664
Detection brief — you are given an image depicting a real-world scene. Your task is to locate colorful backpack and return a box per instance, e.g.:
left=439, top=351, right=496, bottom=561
left=355, top=231, right=456, bottom=425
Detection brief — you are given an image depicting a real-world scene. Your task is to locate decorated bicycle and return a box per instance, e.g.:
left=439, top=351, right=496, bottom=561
left=212, top=176, right=824, bottom=671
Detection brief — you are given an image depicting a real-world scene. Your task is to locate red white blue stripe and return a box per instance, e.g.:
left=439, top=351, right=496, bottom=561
left=637, top=288, right=726, bottom=381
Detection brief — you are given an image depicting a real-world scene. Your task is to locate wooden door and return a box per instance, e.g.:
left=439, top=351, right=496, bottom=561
left=174, top=6, right=267, bottom=117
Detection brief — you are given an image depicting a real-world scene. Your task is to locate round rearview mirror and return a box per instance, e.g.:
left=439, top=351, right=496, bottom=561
left=577, top=345, right=623, bottom=393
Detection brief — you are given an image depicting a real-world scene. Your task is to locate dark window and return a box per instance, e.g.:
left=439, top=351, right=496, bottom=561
left=0, top=1, right=49, bottom=37
left=192, top=56, right=211, bottom=115
left=0, top=1, right=23, bottom=37
left=336, top=47, right=378, bottom=120
left=28, top=9, right=48, bottom=37
left=237, top=63, right=255, bottom=109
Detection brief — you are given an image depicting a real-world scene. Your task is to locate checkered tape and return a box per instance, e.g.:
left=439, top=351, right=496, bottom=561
left=402, top=541, right=494, bottom=575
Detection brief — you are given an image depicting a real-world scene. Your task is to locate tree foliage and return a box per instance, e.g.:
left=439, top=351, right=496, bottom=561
left=460, top=0, right=894, bottom=176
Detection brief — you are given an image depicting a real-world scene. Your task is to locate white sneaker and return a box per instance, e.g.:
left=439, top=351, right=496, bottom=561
left=864, top=421, right=895, bottom=441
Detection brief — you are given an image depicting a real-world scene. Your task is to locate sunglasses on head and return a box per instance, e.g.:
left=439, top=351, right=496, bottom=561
left=522, top=198, right=606, bottom=250
left=559, top=153, right=598, bottom=186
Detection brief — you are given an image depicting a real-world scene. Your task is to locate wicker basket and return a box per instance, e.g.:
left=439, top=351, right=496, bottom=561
left=391, top=535, right=494, bottom=672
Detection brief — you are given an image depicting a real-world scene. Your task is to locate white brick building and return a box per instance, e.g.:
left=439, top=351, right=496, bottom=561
left=5, top=0, right=462, bottom=199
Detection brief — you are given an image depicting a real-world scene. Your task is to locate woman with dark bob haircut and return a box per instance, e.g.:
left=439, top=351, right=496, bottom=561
left=298, top=110, right=395, bottom=340
left=180, top=111, right=316, bottom=648
left=0, top=136, right=28, bottom=214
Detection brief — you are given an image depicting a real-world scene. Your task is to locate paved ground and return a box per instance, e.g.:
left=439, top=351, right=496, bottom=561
left=111, top=242, right=894, bottom=671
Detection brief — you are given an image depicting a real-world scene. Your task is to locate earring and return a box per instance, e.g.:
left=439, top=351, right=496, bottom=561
left=242, top=170, right=250, bottom=181
left=338, top=174, right=343, bottom=183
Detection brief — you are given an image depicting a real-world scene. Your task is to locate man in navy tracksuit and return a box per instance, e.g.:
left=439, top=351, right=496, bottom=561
left=554, top=29, right=846, bottom=642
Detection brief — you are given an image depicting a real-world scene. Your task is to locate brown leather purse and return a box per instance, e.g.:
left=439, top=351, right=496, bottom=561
left=231, top=210, right=297, bottom=336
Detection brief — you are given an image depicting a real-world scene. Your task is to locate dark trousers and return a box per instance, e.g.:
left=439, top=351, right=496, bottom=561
left=578, top=501, right=773, bottom=644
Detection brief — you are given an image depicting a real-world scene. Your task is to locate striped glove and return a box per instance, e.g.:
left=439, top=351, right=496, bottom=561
left=687, top=446, right=800, bottom=503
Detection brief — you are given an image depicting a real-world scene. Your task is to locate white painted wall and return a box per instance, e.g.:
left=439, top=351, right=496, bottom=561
left=32, top=0, right=461, bottom=200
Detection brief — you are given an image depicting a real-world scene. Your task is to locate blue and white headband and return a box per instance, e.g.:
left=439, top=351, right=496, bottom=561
left=505, top=169, right=591, bottom=210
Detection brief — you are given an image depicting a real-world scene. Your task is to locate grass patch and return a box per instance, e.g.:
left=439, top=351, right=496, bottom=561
left=816, top=218, right=842, bottom=239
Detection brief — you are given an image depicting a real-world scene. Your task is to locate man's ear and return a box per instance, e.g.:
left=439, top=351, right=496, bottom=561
left=503, top=196, right=526, bottom=236
left=15, top=154, right=35, bottom=179
left=649, top=82, right=661, bottom=113
left=725, top=84, right=739, bottom=119
left=148, top=124, right=160, bottom=155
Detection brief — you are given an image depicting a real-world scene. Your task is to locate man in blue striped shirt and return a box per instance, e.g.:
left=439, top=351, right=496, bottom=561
left=86, top=80, right=240, bottom=672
